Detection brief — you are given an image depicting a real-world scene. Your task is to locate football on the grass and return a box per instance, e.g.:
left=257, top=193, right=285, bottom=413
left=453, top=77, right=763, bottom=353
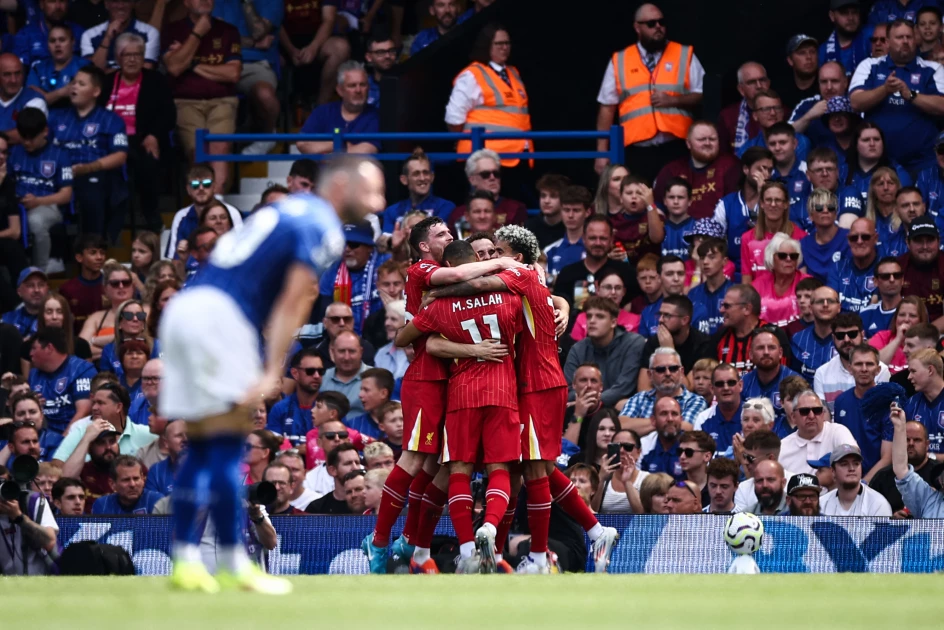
left=723, top=512, right=764, bottom=555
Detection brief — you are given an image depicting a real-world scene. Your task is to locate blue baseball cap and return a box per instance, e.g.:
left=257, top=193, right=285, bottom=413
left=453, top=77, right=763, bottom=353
left=16, top=266, right=47, bottom=287
left=807, top=454, right=831, bottom=469
left=343, top=222, right=375, bottom=247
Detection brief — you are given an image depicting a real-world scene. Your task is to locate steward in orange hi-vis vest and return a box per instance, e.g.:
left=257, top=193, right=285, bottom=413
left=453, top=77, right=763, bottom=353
left=455, top=61, right=533, bottom=168
left=612, top=41, right=695, bottom=146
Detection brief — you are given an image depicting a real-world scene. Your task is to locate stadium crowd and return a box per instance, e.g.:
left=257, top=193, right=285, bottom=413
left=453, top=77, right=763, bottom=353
left=4, top=0, right=944, bottom=576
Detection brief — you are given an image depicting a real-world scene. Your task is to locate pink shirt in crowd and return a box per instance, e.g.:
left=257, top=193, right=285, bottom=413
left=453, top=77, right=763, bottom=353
left=740, top=225, right=808, bottom=281
left=754, top=271, right=811, bottom=327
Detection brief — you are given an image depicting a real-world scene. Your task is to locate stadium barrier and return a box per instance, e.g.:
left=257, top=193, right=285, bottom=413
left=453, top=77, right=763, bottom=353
left=57, top=515, right=944, bottom=575
left=193, top=127, right=627, bottom=164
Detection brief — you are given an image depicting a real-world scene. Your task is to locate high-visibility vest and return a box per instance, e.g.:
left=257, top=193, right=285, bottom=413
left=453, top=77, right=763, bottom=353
left=455, top=62, right=533, bottom=168
left=612, top=41, right=694, bottom=146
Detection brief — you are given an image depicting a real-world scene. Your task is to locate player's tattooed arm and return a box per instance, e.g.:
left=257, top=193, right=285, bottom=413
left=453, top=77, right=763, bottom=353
left=426, top=336, right=508, bottom=363
left=428, top=275, right=509, bottom=299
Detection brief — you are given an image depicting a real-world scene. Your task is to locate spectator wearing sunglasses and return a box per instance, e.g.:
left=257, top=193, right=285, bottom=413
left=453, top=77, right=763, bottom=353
left=638, top=397, right=687, bottom=481
left=267, top=347, right=325, bottom=445
left=447, top=149, right=528, bottom=232
left=694, top=363, right=742, bottom=458
left=593, top=429, right=646, bottom=514
left=779, top=389, right=858, bottom=475
left=755, top=233, right=810, bottom=328
left=790, top=285, right=842, bottom=382
left=638, top=295, right=712, bottom=392
left=304, top=420, right=357, bottom=496
left=292, top=302, right=377, bottom=375
left=79, top=263, right=134, bottom=361
left=816, top=314, right=891, bottom=413
left=621, top=348, right=705, bottom=440
left=164, top=164, right=242, bottom=260
left=97, top=299, right=150, bottom=374
left=859, top=257, right=904, bottom=336
left=128, top=358, right=162, bottom=429
left=678, top=430, right=715, bottom=507
left=799, top=189, right=850, bottom=282
left=827, top=218, right=879, bottom=313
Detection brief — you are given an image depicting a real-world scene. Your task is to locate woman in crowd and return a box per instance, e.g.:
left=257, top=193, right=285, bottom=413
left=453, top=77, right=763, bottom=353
left=566, top=463, right=600, bottom=509
left=101, top=32, right=176, bottom=234
left=142, top=261, right=181, bottom=303
left=26, top=25, right=88, bottom=107
left=117, top=337, right=150, bottom=401
left=99, top=299, right=150, bottom=374
left=754, top=234, right=809, bottom=327
left=80, top=262, right=136, bottom=360
left=200, top=201, right=235, bottom=237
left=22, top=293, right=91, bottom=375
left=375, top=299, right=409, bottom=380
left=570, top=270, right=639, bottom=341
left=593, top=164, right=630, bottom=215
left=639, top=472, right=674, bottom=514
left=573, top=408, right=620, bottom=470
left=799, top=189, right=849, bottom=281
left=741, top=181, right=806, bottom=284
left=863, top=167, right=902, bottom=260
left=244, top=429, right=282, bottom=484
left=129, top=231, right=160, bottom=298
left=732, top=397, right=775, bottom=466
left=870, top=296, right=929, bottom=373
left=593, top=429, right=647, bottom=514
left=146, top=279, right=180, bottom=345
left=842, top=123, right=911, bottom=206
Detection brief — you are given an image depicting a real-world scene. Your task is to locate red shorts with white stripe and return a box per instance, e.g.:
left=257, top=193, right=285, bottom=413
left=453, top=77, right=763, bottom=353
left=401, top=380, right=447, bottom=455
left=443, top=406, right=520, bottom=464
left=519, top=387, right=568, bottom=461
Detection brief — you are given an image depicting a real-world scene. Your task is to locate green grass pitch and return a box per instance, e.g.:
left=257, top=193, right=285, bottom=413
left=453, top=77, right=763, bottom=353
left=2, top=574, right=941, bottom=629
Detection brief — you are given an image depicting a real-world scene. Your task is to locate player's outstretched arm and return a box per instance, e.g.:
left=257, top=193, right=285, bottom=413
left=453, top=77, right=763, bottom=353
left=395, top=322, right=423, bottom=348
left=427, top=337, right=508, bottom=362
left=428, top=258, right=525, bottom=286
left=428, top=275, right=509, bottom=299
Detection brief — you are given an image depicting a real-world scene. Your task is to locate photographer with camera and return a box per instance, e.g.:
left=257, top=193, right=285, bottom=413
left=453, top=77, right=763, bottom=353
left=0, top=457, right=58, bottom=575
left=890, top=402, right=944, bottom=518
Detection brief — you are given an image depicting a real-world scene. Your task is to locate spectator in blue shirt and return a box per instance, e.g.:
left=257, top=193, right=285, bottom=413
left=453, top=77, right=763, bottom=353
left=457, top=0, right=490, bottom=24
left=49, top=65, right=128, bottom=242
left=380, top=148, right=455, bottom=239
left=410, top=0, right=458, bottom=56
left=346, top=367, right=393, bottom=440
left=91, top=454, right=162, bottom=514
left=860, top=256, right=904, bottom=336
left=791, top=146, right=856, bottom=233
left=828, top=217, right=879, bottom=313
left=0, top=54, right=49, bottom=142
left=820, top=0, right=871, bottom=76
left=1, top=267, right=48, bottom=339
left=639, top=397, right=685, bottom=481
left=868, top=0, right=938, bottom=25
left=791, top=285, right=841, bottom=381
left=364, top=30, right=397, bottom=108
left=144, top=420, right=187, bottom=496
left=544, top=185, right=591, bottom=285
left=737, top=91, right=812, bottom=165
left=850, top=18, right=944, bottom=174
left=799, top=188, right=850, bottom=281
left=80, top=0, right=160, bottom=70
left=266, top=347, right=324, bottom=444
left=789, top=62, right=849, bottom=149
left=297, top=60, right=379, bottom=155
left=903, top=348, right=944, bottom=456
left=841, top=123, right=912, bottom=209
left=915, top=131, right=944, bottom=216
left=13, top=0, right=84, bottom=70
left=212, top=0, right=283, bottom=156
left=10, top=107, right=72, bottom=271
left=695, top=363, right=743, bottom=457
left=26, top=25, right=90, bottom=109
left=916, top=6, right=944, bottom=60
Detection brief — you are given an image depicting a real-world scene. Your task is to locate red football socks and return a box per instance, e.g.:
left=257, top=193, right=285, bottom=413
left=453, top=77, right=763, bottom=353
left=448, top=473, right=475, bottom=545
left=400, top=468, right=435, bottom=543
left=412, top=483, right=448, bottom=549
left=372, top=465, right=413, bottom=547
left=549, top=467, right=598, bottom=533
left=494, top=495, right=517, bottom=556
left=484, top=469, right=511, bottom=528
left=526, top=476, right=552, bottom=554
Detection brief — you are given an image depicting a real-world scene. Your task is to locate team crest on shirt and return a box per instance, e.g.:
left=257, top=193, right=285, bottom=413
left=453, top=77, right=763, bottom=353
left=865, top=275, right=875, bottom=290
left=54, top=377, right=68, bottom=394
left=673, top=461, right=683, bottom=477
left=57, top=124, right=66, bottom=132
left=938, top=411, right=944, bottom=429
left=911, top=74, right=921, bottom=85
left=772, top=392, right=781, bottom=408
left=934, top=279, right=941, bottom=291
left=40, top=161, right=55, bottom=177
left=83, top=123, right=99, bottom=137
left=213, top=38, right=222, bottom=49
left=794, top=181, right=804, bottom=192
left=832, top=252, right=842, bottom=263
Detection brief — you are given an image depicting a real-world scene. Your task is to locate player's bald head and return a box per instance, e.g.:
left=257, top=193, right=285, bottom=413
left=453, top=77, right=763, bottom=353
left=442, top=240, right=476, bottom=267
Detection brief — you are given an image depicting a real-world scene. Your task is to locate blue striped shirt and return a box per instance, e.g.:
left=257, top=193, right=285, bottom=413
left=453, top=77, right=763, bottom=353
left=265, top=392, right=312, bottom=445
left=686, top=279, right=734, bottom=335
left=9, top=141, right=72, bottom=198
left=91, top=490, right=162, bottom=515
left=740, top=364, right=801, bottom=427
left=661, top=216, right=694, bottom=259
left=827, top=256, right=877, bottom=313
left=790, top=327, right=836, bottom=382
left=859, top=302, right=896, bottom=338
left=904, top=388, right=944, bottom=455
left=49, top=106, right=128, bottom=165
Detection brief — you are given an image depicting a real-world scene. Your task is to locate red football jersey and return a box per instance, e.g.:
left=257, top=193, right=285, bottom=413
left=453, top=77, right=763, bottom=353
left=497, top=268, right=567, bottom=393
left=411, top=291, right=522, bottom=411
left=402, top=260, right=448, bottom=382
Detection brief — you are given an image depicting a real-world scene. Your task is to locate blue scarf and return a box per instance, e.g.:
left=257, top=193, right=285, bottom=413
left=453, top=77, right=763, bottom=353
left=734, top=99, right=751, bottom=151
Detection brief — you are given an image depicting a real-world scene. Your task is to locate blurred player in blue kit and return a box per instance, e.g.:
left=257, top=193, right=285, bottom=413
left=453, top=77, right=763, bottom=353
left=159, top=156, right=385, bottom=594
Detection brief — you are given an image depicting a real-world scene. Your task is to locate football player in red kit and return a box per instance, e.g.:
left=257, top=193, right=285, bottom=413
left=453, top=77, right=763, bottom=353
left=424, top=225, right=620, bottom=573
left=397, top=239, right=524, bottom=573
left=363, top=217, right=526, bottom=573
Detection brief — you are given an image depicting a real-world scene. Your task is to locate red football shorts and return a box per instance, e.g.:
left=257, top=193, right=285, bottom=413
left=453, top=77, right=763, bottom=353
left=443, top=406, right=521, bottom=464
left=519, top=387, right=567, bottom=461
left=401, top=380, right=447, bottom=455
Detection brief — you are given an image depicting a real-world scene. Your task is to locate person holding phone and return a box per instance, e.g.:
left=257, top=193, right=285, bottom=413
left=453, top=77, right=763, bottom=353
left=592, top=429, right=647, bottom=514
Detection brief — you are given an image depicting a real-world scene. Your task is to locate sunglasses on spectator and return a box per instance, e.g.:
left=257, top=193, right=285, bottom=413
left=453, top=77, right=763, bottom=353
left=617, top=441, right=637, bottom=451
left=797, top=406, right=824, bottom=416
left=190, top=178, right=213, bottom=189
left=812, top=205, right=837, bottom=214
left=323, top=431, right=349, bottom=440
left=277, top=448, right=301, bottom=457
left=300, top=367, right=326, bottom=376
left=870, top=36, right=886, bottom=43
left=832, top=330, right=860, bottom=340
left=120, top=311, right=147, bottom=322
left=674, top=481, right=696, bottom=496
left=109, top=279, right=133, bottom=288
left=848, top=233, right=873, bottom=242
left=651, top=365, right=682, bottom=374
left=775, top=252, right=800, bottom=261
left=637, top=18, right=665, bottom=27
left=369, top=47, right=397, bottom=56
left=326, top=315, right=353, bottom=324
left=743, top=403, right=768, bottom=412
left=720, top=301, right=747, bottom=309
left=744, top=453, right=758, bottom=464
left=11, top=420, right=36, bottom=429
left=476, top=169, right=500, bottom=180
left=713, top=379, right=738, bottom=388
left=680, top=447, right=707, bottom=458
left=876, top=272, right=903, bottom=280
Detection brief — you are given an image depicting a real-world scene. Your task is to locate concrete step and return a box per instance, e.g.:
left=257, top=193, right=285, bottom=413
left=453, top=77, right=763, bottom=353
left=240, top=176, right=285, bottom=196
left=268, top=160, right=293, bottom=179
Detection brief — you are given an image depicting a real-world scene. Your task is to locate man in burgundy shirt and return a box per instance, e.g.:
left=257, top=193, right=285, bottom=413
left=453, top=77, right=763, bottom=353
left=162, top=0, right=242, bottom=193
left=899, top=217, right=944, bottom=328
left=448, top=149, right=527, bottom=231
left=717, top=61, right=769, bottom=155
left=653, top=121, right=741, bottom=220
left=58, top=233, right=107, bottom=335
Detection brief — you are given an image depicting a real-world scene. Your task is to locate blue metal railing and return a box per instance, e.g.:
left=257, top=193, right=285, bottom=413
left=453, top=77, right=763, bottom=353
left=194, top=126, right=625, bottom=165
